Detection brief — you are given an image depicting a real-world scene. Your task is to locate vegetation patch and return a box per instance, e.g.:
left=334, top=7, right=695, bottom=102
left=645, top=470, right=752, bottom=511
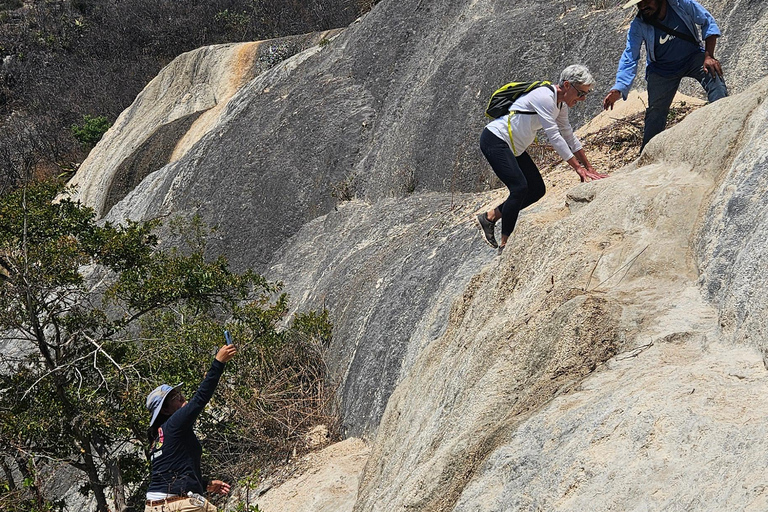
left=0, top=181, right=338, bottom=512
left=70, top=114, right=111, bottom=148
left=0, top=0, right=22, bottom=11
left=530, top=101, right=703, bottom=175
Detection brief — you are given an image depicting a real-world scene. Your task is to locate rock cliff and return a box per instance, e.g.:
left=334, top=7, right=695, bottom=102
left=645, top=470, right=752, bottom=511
left=61, top=0, right=768, bottom=509
left=67, top=0, right=768, bottom=438
left=353, top=80, right=768, bottom=512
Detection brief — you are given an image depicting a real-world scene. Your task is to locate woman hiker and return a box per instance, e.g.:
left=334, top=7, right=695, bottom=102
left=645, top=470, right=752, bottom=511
left=476, top=64, right=608, bottom=253
left=144, top=342, right=237, bottom=512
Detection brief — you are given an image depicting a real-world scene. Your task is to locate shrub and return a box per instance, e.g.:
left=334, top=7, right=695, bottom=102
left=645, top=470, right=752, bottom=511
left=0, top=0, right=23, bottom=11
left=0, top=182, right=338, bottom=512
left=70, top=114, right=111, bottom=147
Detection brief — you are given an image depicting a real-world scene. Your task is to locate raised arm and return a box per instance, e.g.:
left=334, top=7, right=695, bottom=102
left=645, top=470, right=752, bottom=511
left=166, top=344, right=237, bottom=430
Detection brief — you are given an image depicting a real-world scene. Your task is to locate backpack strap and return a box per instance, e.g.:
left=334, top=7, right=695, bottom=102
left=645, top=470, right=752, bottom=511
left=641, top=14, right=698, bottom=45
left=507, top=84, right=556, bottom=154
left=508, top=84, right=555, bottom=116
left=507, top=113, right=518, bottom=154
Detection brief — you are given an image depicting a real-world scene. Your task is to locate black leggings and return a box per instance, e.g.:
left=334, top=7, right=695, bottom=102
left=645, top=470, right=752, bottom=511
left=480, top=128, right=546, bottom=236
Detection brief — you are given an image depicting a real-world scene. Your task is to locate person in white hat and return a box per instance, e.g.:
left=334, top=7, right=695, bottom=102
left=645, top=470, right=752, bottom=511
left=144, top=343, right=237, bottom=512
left=603, top=0, right=727, bottom=150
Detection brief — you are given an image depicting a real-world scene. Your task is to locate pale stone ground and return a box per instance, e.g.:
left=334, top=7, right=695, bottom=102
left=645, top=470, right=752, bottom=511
left=239, top=90, right=711, bottom=512
left=542, top=90, right=706, bottom=202
left=250, top=438, right=370, bottom=512
left=353, top=80, right=768, bottom=512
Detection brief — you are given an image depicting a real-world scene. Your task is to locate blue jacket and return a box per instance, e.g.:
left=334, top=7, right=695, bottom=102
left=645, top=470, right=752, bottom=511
left=611, top=0, right=721, bottom=98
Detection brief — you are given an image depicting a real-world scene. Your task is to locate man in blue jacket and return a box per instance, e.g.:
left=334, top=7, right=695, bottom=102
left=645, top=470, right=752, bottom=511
left=603, top=0, right=727, bottom=150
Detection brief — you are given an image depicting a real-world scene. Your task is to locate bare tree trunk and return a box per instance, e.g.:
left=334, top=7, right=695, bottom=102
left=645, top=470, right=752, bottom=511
left=93, top=435, right=129, bottom=512
left=109, top=458, right=129, bottom=512
left=80, top=437, right=110, bottom=512
left=15, top=455, right=48, bottom=511
left=1, top=457, right=16, bottom=490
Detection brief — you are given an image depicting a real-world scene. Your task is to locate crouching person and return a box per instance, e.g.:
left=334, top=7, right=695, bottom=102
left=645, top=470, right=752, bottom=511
left=476, top=64, right=607, bottom=253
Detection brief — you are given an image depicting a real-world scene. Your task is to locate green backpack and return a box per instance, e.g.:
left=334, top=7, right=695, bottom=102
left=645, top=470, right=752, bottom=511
left=484, top=80, right=552, bottom=119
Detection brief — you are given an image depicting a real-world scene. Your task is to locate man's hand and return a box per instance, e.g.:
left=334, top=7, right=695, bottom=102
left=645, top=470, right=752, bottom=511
left=207, top=480, right=231, bottom=495
left=703, top=55, right=723, bottom=78
left=576, top=166, right=609, bottom=182
left=603, top=89, right=621, bottom=110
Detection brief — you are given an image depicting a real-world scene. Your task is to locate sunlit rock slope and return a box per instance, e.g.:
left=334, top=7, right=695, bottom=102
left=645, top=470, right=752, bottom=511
left=68, top=30, right=341, bottom=219
left=351, top=79, right=768, bottom=512
left=60, top=0, right=768, bottom=509
left=66, top=0, right=768, bottom=438
left=256, top=80, right=768, bottom=511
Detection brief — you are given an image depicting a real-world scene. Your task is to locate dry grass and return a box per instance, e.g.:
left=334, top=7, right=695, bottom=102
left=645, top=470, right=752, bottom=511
left=531, top=102, right=703, bottom=177
left=204, top=330, right=341, bottom=488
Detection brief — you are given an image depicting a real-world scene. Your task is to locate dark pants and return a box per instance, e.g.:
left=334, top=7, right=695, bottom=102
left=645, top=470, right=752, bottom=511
left=643, top=51, right=728, bottom=149
left=480, top=128, right=546, bottom=237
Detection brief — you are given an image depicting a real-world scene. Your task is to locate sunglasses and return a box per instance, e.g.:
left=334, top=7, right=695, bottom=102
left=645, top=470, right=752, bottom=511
left=572, top=84, right=590, bottom=98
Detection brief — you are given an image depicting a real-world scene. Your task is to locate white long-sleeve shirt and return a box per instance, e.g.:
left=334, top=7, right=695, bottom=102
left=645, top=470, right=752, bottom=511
left=486, top=85, right=582, bottom=161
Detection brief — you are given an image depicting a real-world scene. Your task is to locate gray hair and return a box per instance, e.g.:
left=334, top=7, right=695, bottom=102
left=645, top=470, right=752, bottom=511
left=559, top=64, right=595, bottom=87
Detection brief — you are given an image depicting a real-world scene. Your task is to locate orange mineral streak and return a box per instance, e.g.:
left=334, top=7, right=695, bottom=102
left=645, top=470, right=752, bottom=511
left=169, top=42, right=262, bottom=163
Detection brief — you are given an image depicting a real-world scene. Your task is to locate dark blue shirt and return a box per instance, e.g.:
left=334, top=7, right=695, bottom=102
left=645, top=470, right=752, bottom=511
left=147, top=359, right=225, bottom=496
left=647, top=7, right=703, bottom=76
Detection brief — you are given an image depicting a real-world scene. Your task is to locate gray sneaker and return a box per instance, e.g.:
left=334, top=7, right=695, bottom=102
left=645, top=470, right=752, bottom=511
left=475, top=212, right=498, bottom=248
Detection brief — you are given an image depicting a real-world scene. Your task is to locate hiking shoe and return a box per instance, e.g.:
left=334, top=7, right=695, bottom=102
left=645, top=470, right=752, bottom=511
left=475, top=212, right=498, bottom=248
left=497, top=244, right=505, bottom=256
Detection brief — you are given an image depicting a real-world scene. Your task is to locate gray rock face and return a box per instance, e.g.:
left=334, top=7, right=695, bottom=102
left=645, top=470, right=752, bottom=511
left=69, top=32, right=343, bottom=218
left=451, top=340, right=768, bottom=512
left=58, top=0, right=768, bottom=509
left=352, top=80, right=768, bottom=512
left=266, top=193, right=495, bottom=436
left=68, top=0, right=768, bottom=437
left=696, top=100, right=768, bottom=346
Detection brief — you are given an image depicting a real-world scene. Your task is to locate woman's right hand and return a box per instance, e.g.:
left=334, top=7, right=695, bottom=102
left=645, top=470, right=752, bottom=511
left=576, top=166, right=609, bottom=182
left=215, top=344, right=238, bottom=363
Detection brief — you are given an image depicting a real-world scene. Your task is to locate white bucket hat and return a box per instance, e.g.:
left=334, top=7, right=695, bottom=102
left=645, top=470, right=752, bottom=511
left=146, top=383, right=183, bottom=427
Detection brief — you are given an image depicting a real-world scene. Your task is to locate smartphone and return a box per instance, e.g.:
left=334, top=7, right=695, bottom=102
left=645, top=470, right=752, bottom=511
left=224, top=330, right=233, bottom=345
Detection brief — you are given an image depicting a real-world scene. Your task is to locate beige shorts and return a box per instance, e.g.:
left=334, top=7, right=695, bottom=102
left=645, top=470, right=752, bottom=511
left=144, top=497, right=217, bottom=512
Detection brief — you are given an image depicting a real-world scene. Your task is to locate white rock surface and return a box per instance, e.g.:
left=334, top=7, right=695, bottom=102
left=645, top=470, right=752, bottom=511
left=353, top=79, right=768, bottom=511
left=453, top=339, right=768, bottom=511
left=253, top=438, right=370, bottom=512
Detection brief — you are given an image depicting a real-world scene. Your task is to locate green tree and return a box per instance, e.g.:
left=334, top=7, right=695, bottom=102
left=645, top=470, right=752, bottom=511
left=0, top=181, right=335, bottom=512
left=70, top=115, right=111, bottom=148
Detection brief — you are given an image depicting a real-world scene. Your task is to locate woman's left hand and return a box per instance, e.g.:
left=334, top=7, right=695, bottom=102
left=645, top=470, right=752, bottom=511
left=207, top=480, right=231, bottom=495
left=577, top=166, right=609, bottom=182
